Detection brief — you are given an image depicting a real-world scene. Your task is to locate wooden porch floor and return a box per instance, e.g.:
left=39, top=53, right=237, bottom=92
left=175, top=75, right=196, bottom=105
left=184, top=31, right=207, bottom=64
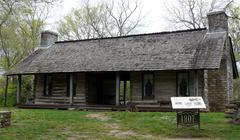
left=17, top=104, right=173, bottom=112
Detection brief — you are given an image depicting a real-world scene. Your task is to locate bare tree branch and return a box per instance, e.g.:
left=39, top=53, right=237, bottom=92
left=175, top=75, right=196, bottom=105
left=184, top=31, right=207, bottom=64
left=58, top=0, right=144, bottom=40
left=165, top=0, right=209, bottom=30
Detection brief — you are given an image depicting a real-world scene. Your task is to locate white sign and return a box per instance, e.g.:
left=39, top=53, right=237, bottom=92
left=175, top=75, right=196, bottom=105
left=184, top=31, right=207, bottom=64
left=171, top=97, right=206, bottom=109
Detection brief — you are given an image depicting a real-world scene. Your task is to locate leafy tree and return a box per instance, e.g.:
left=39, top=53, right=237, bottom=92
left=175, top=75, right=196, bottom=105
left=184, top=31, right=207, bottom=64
left=58, top=3, right=107, bottom=40
left=229, top=6, right=240, bottom=52
left=0, top=0, right=60, bottom=106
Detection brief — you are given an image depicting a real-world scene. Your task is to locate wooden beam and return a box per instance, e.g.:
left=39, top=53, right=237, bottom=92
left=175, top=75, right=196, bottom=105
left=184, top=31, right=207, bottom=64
left=116, top=73, right=120, bottom=106
left=69, top=74, right=73, bottom=105
left=194, top=70, right=199, bottom=96
left=17, top=75, right=22, bottom=104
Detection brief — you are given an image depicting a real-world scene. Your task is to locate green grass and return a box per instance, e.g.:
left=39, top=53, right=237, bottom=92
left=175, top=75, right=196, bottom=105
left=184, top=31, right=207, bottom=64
left=0, top=108, right=240, bottom=140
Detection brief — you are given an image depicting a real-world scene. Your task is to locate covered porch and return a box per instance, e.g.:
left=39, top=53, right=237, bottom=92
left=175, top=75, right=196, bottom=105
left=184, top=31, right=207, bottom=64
left=13, top=69, right=205, bottom=111
left=15, top=72, right=130, bottom=106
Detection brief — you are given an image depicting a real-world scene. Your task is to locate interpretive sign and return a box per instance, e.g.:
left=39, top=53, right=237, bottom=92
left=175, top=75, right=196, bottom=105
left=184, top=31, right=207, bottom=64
left=171, top=97, right=206, bottom=129
left=171, top=97, right=206, bottom=109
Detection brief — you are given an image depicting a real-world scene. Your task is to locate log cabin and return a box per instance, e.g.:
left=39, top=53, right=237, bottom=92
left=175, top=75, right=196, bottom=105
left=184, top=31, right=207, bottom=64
left=5, top=11, right=238, bottom=111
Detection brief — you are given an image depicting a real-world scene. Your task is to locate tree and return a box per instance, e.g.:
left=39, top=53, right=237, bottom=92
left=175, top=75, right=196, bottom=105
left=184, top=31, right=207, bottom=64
left=228, top=6, right=240, bottom=52
left=0, top=0, right=17, bottom=107
left=165, top=0, right=209, bottom=29
left=104, top=0, right=143, bottom=36
left=57, top=0, right=144, bottom=40
left=58, top=3, right=107, bottom=40
left=0, top=0, right=60, bottom=106
left=165, top=0, right=240, bottom=51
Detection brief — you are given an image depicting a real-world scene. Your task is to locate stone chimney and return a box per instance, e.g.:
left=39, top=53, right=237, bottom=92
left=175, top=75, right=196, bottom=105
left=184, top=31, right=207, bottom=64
left=40, top=30, right=58, bottom=48
left=207, top=11, right=228, bottom=32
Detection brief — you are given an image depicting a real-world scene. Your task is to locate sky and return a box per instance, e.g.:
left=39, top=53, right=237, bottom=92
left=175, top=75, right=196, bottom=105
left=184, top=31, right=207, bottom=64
left=46, top=0, right=240, bottom=33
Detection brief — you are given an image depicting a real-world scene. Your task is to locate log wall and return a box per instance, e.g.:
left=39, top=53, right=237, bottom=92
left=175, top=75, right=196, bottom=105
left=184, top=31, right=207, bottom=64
left=130, top=71, right=204, bottom=102
left=34, top=73, right=87, bottom=104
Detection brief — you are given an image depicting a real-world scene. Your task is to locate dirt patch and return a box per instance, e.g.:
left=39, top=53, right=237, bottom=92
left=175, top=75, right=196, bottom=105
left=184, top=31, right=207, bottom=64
left=108, top=123, right=136, bottom=137
left=61, top=127, right=96, bottom=140
left=67, top=134, right=90, bottom=140
left=85, top=113, right=111, bottom=121
left=163, top=138, right=215, bottom=140
left=105, top=123, right=155, bottom=139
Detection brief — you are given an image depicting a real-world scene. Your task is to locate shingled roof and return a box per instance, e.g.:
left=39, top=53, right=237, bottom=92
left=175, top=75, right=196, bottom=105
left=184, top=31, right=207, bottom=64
left=6, top=28, right=232, bottom=75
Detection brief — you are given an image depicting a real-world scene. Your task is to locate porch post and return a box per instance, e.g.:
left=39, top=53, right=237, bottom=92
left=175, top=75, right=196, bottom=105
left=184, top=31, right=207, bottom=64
left=194, top=70, right=199, bottom=96
left=116, top=73, right=120, bottom=106
left=17, top=75, right=22, bottom=104
left=203, top=70, right=209, bottom=111
left=33, top=75, right=36, bottom=100
left=4, top=76, right=9, bottom=107
left=69, top=74, right=73, bottom=105
left=123, top=80, right=127, bottom=105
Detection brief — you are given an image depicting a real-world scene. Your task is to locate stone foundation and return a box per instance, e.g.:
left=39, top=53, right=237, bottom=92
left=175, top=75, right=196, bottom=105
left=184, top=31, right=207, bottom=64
left=0, top=111, right=11, bottom=128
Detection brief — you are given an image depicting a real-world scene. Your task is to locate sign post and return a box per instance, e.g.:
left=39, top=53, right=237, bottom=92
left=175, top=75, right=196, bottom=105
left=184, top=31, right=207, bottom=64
left=171, top=97, right=206, bottom=129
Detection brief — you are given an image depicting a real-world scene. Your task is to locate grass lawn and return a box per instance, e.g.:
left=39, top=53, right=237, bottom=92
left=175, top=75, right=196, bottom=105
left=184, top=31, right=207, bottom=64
left=0, top=108, right=240, bottom=140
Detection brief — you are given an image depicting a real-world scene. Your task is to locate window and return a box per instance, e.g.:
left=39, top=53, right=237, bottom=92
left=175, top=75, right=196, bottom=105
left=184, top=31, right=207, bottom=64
left=142, top=73, right=154, bottom=99
left=177, top=72, right=189, bottom=96
left=44, top=74, right=52, bottom=96
left=66, top=74, right=77, bottom=97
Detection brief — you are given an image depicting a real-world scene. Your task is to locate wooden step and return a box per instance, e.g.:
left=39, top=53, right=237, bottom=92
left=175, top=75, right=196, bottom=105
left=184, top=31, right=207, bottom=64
left=137, top=106, right=172, bottom=112
left=35, top=99, right=86, bottom=103
left=225, top=104, right=237, bottom=109
left=136, top=104, right=161, bottom=108
left=225, top=111, right=235, bottom=115
left=131, top=100, right=159, bottom=104
left=225, top=114, right=234, bottom=118
left=38, top=96, right=86, bottom=100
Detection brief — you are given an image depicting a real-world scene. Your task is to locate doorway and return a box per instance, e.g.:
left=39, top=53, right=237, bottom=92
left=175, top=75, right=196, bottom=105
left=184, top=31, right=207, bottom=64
left=87, top=73, right=116, bottom=105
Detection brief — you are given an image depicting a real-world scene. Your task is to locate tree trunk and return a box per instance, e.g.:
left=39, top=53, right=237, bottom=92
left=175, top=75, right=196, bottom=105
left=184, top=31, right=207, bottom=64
left=4, top=76, right=9, bottom=107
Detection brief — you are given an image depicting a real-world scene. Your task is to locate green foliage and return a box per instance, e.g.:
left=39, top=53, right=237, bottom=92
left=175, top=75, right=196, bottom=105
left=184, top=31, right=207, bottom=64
left=0, top=77, right=17, bottom=107
left=234, top=75, right=240, bottom=101
left=0, top=75, right=34, bottom=107
left=120, top=81, right=131, bottom=101
left=234, top=52, right=240, bottom=62
left=58, top=4, right=107, bottom=40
